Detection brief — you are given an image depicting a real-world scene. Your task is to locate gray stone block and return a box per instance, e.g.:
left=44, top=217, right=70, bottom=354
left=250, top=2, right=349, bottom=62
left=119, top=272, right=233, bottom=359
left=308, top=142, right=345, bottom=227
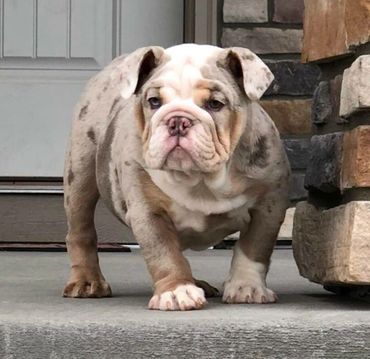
left=221, top=28, right=303, bottom=54
left=312, top=81, right=332, bottom=125
left=224, top=0, right=268, bottom=23
left=289, top=173, right=307, bottom=201
left=266, top=61, right=321, bottom=96
left=283, top=138, right=311, bottom=170
left=305, top=133, right=344, bottom=193
left=311, top=76, right=346, bottom=134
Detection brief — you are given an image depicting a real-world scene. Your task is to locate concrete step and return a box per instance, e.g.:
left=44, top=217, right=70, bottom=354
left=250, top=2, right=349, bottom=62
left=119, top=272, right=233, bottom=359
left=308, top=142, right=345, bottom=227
left=0, top=250, right=369, bottom=358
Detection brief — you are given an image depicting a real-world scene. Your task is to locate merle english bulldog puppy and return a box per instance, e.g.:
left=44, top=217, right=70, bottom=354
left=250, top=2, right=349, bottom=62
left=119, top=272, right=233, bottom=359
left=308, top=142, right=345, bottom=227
left=63, top=44, right=290, bottom=311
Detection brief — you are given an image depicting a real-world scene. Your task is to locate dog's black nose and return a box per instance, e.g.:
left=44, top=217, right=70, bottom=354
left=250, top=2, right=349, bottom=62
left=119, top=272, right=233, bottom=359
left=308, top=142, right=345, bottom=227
left=167, top=117, right=193, bottom=136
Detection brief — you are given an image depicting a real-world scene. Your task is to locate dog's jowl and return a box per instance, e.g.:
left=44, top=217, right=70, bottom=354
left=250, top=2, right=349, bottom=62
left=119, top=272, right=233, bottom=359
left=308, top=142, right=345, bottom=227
left=63, top=44, right=290, bottom=311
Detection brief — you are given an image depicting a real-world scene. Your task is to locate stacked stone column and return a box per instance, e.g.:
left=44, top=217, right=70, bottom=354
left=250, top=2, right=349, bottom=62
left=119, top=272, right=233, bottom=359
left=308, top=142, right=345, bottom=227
left=293, top=0, right=370, bottom=297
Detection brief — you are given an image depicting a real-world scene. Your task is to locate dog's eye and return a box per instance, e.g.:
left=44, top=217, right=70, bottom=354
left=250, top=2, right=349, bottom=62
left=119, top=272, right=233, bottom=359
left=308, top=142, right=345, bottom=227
left=148, top=97, right=162, bottom=110
left=205, top=99, right=224, bottom=112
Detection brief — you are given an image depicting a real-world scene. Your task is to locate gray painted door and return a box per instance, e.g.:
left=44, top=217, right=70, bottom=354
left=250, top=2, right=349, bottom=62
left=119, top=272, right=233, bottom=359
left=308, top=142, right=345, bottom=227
left=0, top=0, right=184, bottom=177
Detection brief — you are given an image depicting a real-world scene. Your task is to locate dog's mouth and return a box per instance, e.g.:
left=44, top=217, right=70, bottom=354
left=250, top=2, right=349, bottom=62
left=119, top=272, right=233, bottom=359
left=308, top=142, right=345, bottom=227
left=162, top=124, right=197, bottom=171
left=168, top=143, right=189, bottom=156
left=161, top=112, right=197, bottom=156
left=167, top=135, right=190, bottom=151
left=164, top=140, right=193, bottom=168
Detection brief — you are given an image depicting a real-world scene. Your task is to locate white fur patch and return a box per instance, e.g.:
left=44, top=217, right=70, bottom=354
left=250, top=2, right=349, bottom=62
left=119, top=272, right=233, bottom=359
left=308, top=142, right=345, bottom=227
left=148, top=284, right=206, bottom=311
left=165, top=44, right=222, bottom=69
left=223, top=242, right=277, bottom=304
left=148, top=169, right=252, bottom=216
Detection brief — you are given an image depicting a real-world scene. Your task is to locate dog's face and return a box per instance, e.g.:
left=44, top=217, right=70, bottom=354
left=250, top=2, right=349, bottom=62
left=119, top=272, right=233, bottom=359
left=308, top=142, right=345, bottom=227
left=119, top=44, right=274, bottom=173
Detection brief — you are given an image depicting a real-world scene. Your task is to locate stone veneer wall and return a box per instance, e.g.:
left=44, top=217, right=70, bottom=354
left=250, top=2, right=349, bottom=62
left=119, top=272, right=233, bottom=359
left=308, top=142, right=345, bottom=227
left=221, top=0, right=321, bottom=203
left=292, top=0, right=370, bottom=296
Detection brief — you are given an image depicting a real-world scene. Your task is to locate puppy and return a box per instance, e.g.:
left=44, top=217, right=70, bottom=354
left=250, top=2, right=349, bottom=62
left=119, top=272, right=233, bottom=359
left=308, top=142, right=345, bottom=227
left=63, top=44, right=290, bottom=310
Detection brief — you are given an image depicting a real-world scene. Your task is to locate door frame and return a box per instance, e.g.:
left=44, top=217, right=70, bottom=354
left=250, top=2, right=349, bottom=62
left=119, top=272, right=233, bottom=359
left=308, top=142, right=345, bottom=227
left=184, top=0, right=218, bottom=45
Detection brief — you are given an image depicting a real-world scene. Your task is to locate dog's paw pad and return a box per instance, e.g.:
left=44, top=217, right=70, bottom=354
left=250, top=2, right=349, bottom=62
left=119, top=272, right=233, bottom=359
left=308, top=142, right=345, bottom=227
left=148, top=284, right=207, bottom=311
left=63, top=279, right=112, bottom=298
left=222, top=281, right=277, bottom=304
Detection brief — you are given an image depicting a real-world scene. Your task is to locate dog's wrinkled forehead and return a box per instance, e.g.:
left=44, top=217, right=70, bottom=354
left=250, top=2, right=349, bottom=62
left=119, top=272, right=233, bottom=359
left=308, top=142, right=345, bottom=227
left=120, top=44, right=274, bottom=101
left=149, top=44, right=223, bottom=95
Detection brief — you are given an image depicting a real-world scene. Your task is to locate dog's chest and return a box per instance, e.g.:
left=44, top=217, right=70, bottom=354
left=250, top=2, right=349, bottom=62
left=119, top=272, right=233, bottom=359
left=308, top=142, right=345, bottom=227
left=149, top=171, right=256, bottom=250
left=169, top=200, right=250, bottom=233
left=148, top=169, right=254, bottom=235
left=169, top=201, right=251, bottom=250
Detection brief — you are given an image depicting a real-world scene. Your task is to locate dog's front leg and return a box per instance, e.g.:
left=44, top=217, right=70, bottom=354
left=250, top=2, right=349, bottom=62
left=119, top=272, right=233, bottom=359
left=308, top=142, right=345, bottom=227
left=223, top=192, right=288, bottom=304
left=129, top=205, right=207, bottom=311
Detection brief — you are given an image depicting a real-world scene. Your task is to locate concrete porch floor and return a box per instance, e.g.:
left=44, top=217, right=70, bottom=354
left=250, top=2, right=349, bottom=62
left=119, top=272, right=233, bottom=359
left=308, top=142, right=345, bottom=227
left=0, top=249, right=369, bottom=358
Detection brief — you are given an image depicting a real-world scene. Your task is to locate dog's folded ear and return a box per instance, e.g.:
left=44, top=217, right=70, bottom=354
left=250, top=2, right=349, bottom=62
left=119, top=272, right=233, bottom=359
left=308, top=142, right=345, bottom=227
left=219, top=47, right=274, bottom=101
left=119, top=46, right=165, bottom=99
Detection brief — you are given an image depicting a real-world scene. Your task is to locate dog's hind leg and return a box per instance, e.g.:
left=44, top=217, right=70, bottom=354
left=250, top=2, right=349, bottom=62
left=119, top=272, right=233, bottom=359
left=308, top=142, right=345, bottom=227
left=62, top=114, right=112, bottom=298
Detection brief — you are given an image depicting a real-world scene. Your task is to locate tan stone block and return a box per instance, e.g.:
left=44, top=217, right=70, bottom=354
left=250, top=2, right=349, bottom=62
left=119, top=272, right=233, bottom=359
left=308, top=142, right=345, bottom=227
left=278, top=207, right=295, bottom=238
left=340, top=56, right=370, bottom=118
left=302, top=0, right=370, bottom=63
left=293, top=201, right=370, bottom=285
left=341, top=126, right=370, bottom=189
left=261, top=99, right=311, bottom=135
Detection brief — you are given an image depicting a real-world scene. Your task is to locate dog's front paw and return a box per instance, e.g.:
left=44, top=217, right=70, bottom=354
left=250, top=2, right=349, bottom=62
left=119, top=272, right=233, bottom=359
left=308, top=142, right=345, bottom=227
left=63, top=279, right=112, bottom=298
left=222, top=280, right=277, bottom=304
left=148, top=284, right=207, bottom=311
